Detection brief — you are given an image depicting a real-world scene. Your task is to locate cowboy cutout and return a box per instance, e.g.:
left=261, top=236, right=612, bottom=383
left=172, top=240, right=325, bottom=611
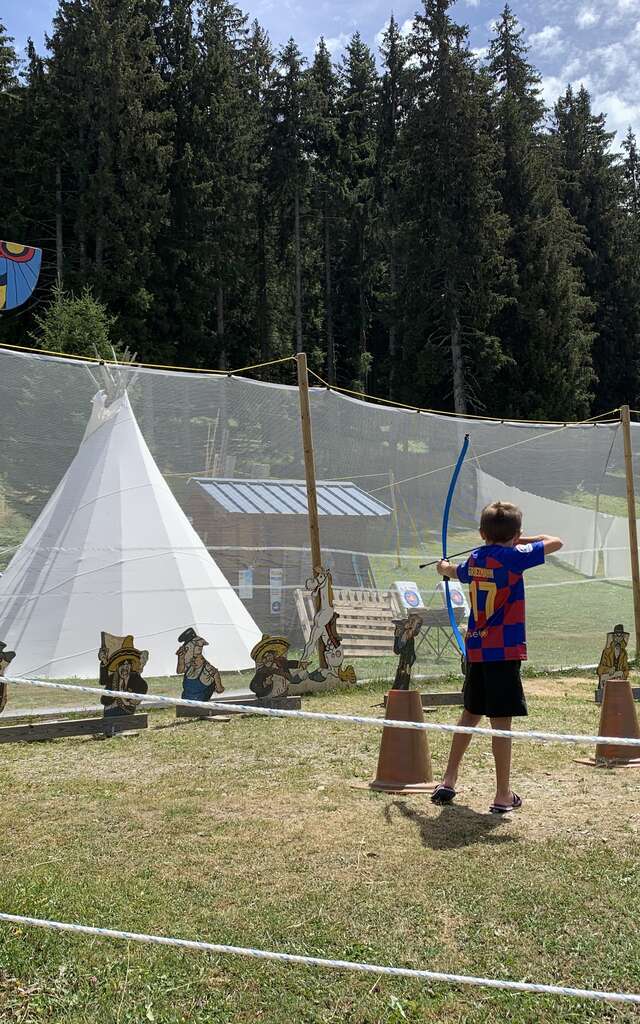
left=0, top=641, right=16, bottom=715
left=597, top=624, right=630, bottom=686
left=98, top=632, right=149, bottom=717
left=249, top=636, right=307, bottom=699
left=176, top=628, right=224, bottom=701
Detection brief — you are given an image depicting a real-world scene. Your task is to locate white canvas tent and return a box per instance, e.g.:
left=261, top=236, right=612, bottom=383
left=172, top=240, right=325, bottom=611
left=0, top=388, right=262, bottom=678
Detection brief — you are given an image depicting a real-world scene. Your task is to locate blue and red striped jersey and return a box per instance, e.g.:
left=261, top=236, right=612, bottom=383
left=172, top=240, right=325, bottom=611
left=456, top=542, right=545, bottom=662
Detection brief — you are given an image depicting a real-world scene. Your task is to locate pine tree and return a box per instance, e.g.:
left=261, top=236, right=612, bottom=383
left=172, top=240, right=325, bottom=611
left=486, top=5, right=594, bottom=418
left=47, top=0, right=173, bottom=353
left=31, top=282, right=117, bottom=358
left=269, top=39, right=308, bottom=355
left=0, top=18, right=18, bottom=91
left=243, top=21, right=276, bottom=362
left=552, top=85, right=632, bottom=410
left=155, top=0, right=202, bottom=358
left=378, top=16, right=409, bottom=399
left=337, top=32, right=380, bottom=389
left=400, top=0, right=508, bottom=413
left=620, top=128, right=640, bottom=402
left=307, top=38, right=342, bottom=381
left=0, top=20, right=21, bottom=237
left=192, top=0, right=253, bottom=368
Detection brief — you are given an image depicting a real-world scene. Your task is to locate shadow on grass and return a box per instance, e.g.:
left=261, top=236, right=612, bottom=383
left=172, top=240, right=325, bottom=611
left=385, top=799, right=516, bottom=850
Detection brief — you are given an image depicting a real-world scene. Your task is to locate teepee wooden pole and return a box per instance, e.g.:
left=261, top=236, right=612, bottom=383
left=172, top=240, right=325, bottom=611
left=297, top=352, right=322, bottom=573
left=621, top=405, right=640, bottom=660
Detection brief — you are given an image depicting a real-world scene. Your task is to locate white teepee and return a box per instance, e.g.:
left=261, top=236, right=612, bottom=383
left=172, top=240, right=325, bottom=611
left=0, top=387, right=262, bottom=678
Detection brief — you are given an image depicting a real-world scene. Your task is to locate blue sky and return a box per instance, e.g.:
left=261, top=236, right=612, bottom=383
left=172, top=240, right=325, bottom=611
left=4, top=0, right=640, bottom=145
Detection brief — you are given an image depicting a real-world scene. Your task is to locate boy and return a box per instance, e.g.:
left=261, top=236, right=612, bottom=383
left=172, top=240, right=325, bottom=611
left=432, top=501, right=563, bottom=814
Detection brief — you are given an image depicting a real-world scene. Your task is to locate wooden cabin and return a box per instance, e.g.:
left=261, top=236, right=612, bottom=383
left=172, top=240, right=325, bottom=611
left=185, top=477, right=393, bottom=642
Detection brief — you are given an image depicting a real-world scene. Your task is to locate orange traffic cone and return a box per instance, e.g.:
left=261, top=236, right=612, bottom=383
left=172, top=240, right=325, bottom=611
left=369, top=689, right=434, bottom=793
left=595, top=677, right=640, bottom=767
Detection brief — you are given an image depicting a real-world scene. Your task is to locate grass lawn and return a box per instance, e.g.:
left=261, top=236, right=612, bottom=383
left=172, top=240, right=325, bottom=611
left=1, top=675, right=640, bottom=1022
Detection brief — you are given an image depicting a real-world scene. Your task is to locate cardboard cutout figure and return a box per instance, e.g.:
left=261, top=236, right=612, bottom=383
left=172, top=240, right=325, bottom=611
left=176, top=628, right=224, bottom=701
left=299, top=567, right=356, bottom=688
left=392, top=614, right=423, bottom=691
left=302, top=567, right=340, bottom=664
left=99, top=632, right=149, bottom=717
left=249, top=636, right=306, bottom=698
left=0, top=641, right=16, bottom=715
left=597, top=624, right=630, bottom=685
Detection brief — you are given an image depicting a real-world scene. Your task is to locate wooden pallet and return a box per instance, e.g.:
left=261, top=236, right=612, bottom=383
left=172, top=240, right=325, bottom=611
left=0, top=714, right=148, bottom=744
left=295, top=587, right=465, bottom=660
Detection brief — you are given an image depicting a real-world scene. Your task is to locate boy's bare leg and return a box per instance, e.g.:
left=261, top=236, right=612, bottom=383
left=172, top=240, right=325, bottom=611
left=490, top=716, right=513, bottom=805
left=442, top=710, right=482, bottom=790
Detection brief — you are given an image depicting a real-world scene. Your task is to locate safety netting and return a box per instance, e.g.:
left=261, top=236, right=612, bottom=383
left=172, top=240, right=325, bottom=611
left=0, top=347, right=635, bottom=709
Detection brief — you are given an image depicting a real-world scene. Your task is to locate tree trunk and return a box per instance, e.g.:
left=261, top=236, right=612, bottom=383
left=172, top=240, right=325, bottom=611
left=324, top=198, right=335, bottom=384
left=55, top=162, right=64, bottom=286
left=217, top=282, right=226, bottom=370
left=257, top=198, right=270, bottom=361
left=358, top=226, right=367, bottom=384
left=389, top=231, right=398, bottom=399
left=449, top=296, right=466, bottom=415
left=95, top=230, right=103, bottom=272
left=294, top=183, right=303, bottom=353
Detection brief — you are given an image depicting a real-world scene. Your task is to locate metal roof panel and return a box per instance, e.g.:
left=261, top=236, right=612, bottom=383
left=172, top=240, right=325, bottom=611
left=191, top=478, right=391, bottom=517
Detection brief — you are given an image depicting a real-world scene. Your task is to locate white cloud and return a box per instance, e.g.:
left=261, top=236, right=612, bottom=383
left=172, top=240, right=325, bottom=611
left=528, top=24, right=566, bottom=57
left=323, top=32, right=349, bottom=56
left=464, top=0, right=481, bottom=6
left=576, top=7, right=600, bottom=29
left=473, top=46, right=489, bottom=61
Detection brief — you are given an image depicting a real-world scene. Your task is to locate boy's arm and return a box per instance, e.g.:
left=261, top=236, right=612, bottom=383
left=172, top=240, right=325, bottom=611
left=519, top=534, right=564, bottom=555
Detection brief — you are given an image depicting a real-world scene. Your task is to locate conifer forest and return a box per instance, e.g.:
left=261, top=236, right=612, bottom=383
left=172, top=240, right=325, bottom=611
left=2, top=0, right=639, bottom=419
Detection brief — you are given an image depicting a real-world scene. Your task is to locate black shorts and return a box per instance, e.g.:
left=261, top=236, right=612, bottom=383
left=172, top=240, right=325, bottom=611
left=463, top=660, right=528, bottom=718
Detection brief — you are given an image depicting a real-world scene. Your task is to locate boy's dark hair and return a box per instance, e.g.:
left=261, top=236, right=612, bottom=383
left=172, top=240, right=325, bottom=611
left=480, top=501, right=522, bottom=544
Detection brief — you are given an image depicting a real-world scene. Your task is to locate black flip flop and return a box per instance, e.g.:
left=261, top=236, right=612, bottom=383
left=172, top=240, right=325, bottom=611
left=431, top=784, right=457, bottom=806
left=489, top=793, right=523, bottom=815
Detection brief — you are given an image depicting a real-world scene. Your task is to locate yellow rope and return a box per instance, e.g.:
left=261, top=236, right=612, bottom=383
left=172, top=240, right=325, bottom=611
left=228, top=355, right=296, bottom=374
left=0, top=340, right=296, bottom=378
left=368, top=408, right=622, bottom=495
left=308, top=367, right=621, bottom=427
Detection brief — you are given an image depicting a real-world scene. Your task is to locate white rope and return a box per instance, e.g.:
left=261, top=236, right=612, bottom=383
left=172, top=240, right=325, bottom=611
left=6, top=676, right=640, bottom=748
left=0, top=912, right=637, bottom=1005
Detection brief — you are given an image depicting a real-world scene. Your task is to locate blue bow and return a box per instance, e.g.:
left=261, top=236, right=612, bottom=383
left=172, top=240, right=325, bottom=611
left=441, top=434, right=470, bottom=658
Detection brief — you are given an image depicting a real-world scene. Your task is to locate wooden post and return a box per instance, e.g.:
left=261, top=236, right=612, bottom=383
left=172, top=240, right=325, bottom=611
left=297, top=352, right=324, bottom=662
left=297, top=352, right=322, bottom=571
left=389, top=470, right=402, bottom=569
left=621, top=405, right=640, bottom=660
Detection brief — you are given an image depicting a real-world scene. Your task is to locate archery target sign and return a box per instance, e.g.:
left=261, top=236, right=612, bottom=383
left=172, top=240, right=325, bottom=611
left=392, top=581, right=425, bottom=611
left=436, top=580, right=470, bottom=618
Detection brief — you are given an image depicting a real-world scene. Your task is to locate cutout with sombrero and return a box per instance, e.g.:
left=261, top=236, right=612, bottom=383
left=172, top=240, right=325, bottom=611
left=98, top=632, right=149, bottom=717
left=249, top=636, right=307, bottom=699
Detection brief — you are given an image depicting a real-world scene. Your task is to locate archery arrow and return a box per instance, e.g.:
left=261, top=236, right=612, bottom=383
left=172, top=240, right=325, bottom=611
left=441, top=434, right=470, bottom=658
left=419, top=546, right=475, bottom=570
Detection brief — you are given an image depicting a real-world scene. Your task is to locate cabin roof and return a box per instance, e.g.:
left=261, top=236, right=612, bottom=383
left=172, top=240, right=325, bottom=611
left=189, top=478, right=392, bottom=518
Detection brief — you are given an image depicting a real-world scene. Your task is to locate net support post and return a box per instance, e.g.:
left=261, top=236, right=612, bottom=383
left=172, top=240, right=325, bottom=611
left=621, top=405, right=640, bottom=661
left=388, top=469, right=402, bottom=569
left=296, top=353, right=324, bottom=663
